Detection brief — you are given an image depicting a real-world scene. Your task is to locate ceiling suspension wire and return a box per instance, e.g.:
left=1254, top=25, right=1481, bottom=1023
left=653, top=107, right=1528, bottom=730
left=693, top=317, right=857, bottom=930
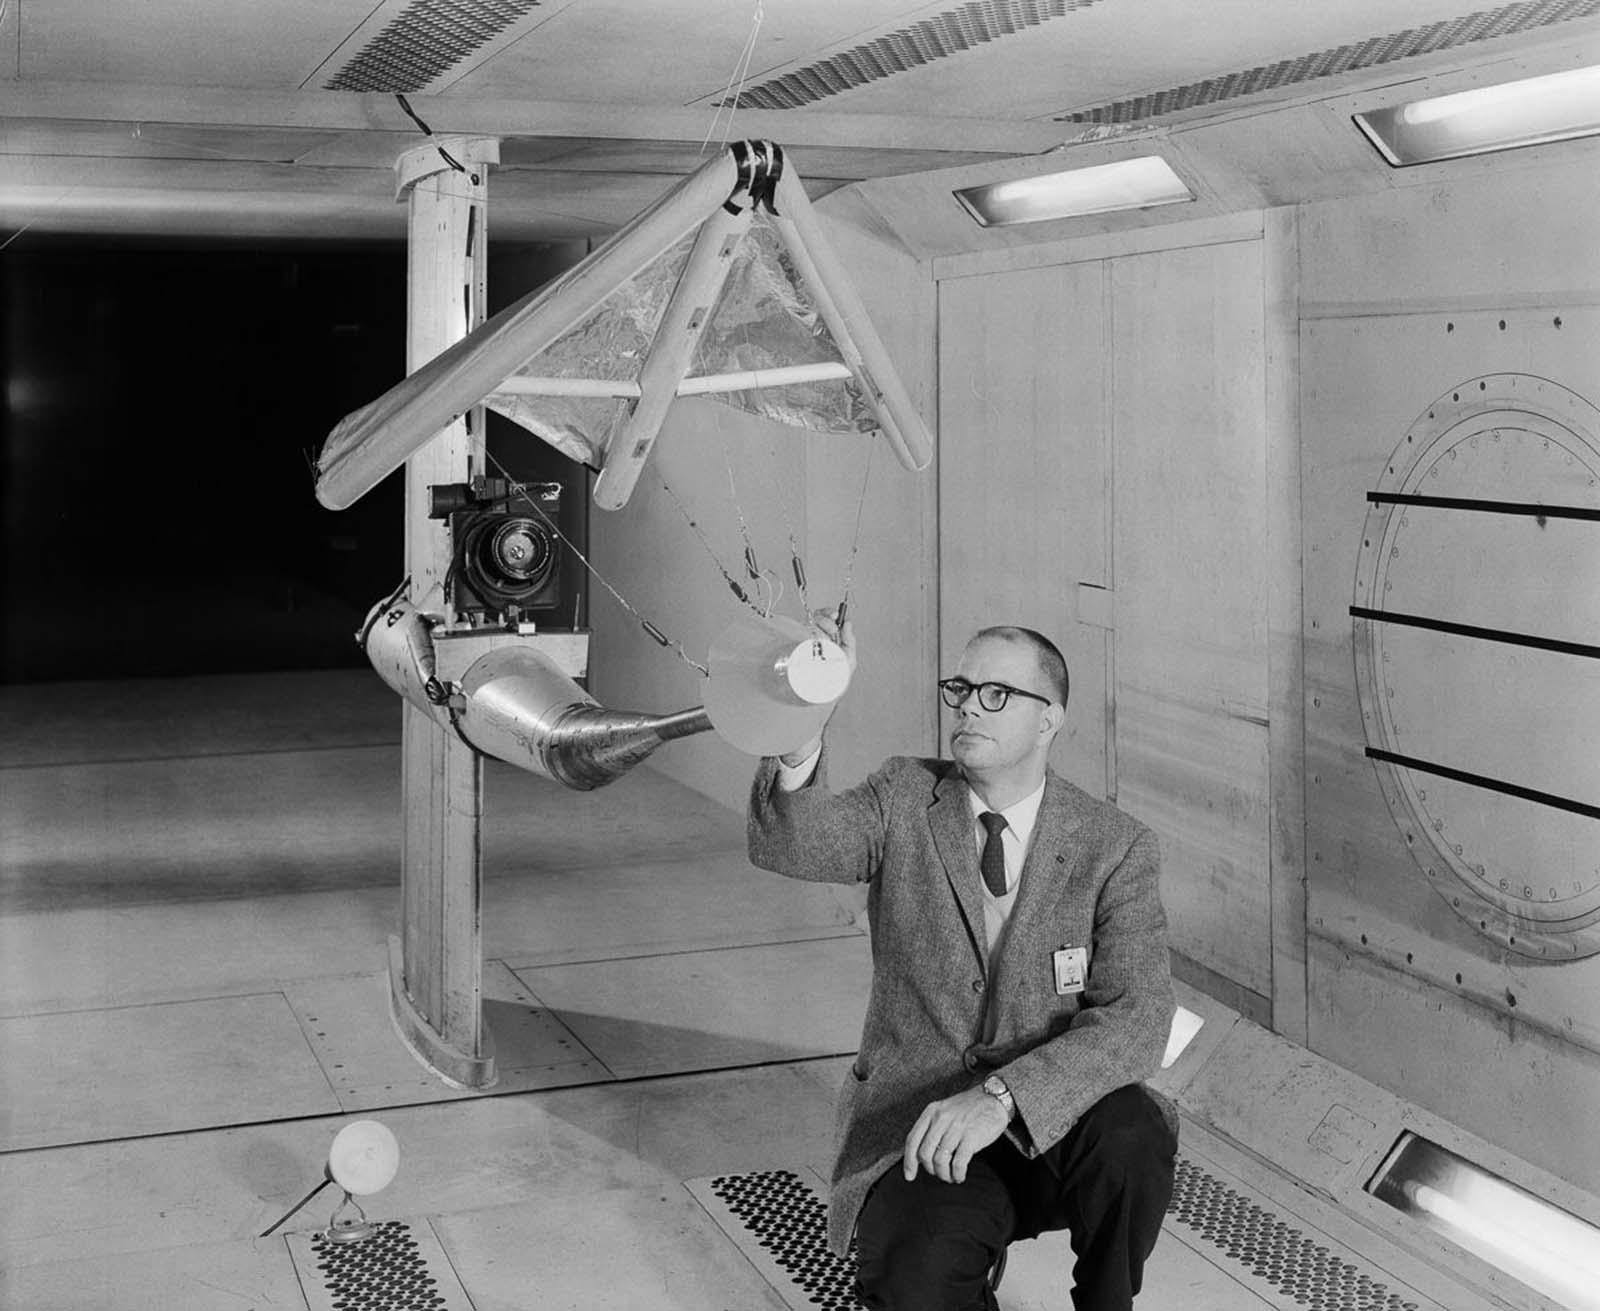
left=700, top=0, right=766, bottom=156
left=715, top=421, right=780, bottom=613
left=768, top=432, right=814, bottom=618
left=655, top=468, right=771, bottom=619
left=836, top=437, right=876, bottom=626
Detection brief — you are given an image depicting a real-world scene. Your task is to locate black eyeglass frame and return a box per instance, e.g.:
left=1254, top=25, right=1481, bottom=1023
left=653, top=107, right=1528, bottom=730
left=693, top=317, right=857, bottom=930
left=938, top=677, right=1055, bottom=712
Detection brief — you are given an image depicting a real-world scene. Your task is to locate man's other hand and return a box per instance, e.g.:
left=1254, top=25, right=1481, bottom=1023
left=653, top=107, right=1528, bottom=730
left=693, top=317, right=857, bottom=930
left=902, top=1087, right=1010, bottom=1184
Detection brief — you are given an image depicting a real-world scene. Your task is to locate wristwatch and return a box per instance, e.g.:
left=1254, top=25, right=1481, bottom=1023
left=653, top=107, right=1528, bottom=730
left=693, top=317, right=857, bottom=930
left=981, top=1074, right=1015, bottom=1121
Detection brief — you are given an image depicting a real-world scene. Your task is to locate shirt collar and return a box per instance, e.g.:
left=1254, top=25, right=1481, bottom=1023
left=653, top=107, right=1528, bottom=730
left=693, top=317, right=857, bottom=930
left=966, top=776, right=1047, bottom=848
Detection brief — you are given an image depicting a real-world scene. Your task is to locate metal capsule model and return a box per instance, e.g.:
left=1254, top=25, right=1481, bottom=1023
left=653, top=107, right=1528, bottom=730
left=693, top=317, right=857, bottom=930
left=360, top=592, right=711, bottom=791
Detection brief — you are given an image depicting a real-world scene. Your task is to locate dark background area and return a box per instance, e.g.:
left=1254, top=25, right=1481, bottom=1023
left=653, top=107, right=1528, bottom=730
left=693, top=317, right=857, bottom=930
left=0, top=237, right=588, bottom=683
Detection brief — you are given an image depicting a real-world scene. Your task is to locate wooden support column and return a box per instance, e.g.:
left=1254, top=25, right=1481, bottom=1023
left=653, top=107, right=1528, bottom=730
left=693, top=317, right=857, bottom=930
left=390, top=135, right=500, bottom=1089
left=1263, top=205, right=1308, bottom=1045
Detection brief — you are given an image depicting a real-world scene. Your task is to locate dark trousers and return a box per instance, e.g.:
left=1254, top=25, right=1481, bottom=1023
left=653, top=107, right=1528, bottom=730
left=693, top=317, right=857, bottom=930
left=854, top=1084, right=1177, bottom=1311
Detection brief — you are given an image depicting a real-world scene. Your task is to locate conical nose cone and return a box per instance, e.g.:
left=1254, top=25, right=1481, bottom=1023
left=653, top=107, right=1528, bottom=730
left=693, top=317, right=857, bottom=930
left=542, top=704, right=714, bottom=791
left=456, top=645, right=713, bottom=790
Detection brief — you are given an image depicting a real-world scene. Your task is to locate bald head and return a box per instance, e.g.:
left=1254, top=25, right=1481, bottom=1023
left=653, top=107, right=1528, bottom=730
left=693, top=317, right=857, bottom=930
left=968, top=626, right=1069, bottom=707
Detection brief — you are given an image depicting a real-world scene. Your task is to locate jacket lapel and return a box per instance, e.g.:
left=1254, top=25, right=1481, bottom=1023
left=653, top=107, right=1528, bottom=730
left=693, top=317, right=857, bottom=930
left=928, top=765, right=988, bottom=972
left=998, top=771, right=1092, bottom=968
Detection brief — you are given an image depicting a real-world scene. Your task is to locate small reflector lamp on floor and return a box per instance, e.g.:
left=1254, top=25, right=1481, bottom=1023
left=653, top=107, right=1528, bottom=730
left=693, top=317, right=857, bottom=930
left=261, top=1120, right=401, bottom=1244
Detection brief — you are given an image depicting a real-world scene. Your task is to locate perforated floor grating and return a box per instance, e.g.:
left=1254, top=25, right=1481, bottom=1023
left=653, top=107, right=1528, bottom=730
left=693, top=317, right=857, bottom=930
left=704, top=1170, right=863, bottom=1310
left=692, top=1155, right=1438, bottom=1311
left=1167, top=1157, right=1420, bottom=1311
left=286, top=1218, right=472, bottom=1311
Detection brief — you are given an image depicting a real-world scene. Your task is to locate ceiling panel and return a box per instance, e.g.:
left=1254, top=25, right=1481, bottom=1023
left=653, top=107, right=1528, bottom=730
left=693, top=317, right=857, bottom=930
left=722, top=0, right=1516, bottom=120
left=306, top=0, right=589, bottom=93
left=443, top=0, right=944, bottom=103
left=0, top=118, right=346, bottom=164
left=21, top=0, right=378, bottom=89
left=4, top=0, right=1599, bottom=248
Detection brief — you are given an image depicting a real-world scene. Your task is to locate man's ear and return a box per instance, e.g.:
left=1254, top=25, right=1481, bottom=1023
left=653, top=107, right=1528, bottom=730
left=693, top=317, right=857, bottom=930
left=1040, top=702, right=1065, bottom=739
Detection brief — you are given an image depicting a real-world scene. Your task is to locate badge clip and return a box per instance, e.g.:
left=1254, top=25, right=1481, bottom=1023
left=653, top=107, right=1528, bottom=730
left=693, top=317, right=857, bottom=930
left=1052, top=946, right=1088, bottom=996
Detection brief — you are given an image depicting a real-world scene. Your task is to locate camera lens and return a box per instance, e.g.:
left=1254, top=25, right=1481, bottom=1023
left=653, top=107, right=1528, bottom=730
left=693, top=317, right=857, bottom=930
left=487, top=518, right=553, bottom=582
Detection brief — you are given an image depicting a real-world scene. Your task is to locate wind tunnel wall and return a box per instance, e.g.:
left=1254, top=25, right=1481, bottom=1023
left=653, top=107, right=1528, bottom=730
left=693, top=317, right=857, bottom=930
left=919, top=144, right=1600, bottom=1213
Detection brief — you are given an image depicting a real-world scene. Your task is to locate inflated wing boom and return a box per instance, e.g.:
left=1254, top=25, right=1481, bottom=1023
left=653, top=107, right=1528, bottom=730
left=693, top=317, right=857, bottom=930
left=315, top=141, right=933, bottom=513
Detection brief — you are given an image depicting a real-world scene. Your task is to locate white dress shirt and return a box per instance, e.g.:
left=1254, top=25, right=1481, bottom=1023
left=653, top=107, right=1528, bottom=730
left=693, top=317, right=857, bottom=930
left=968, top=779, right=1045, bottom=964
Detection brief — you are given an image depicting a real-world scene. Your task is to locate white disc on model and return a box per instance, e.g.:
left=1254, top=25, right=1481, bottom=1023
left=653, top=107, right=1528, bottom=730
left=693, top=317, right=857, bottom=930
left=705, top=613, right=852, bottom=756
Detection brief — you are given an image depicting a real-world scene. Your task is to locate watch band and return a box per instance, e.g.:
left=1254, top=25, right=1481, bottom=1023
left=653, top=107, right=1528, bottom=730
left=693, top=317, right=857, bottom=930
left=982, top=1074, right=1015, bottom=1120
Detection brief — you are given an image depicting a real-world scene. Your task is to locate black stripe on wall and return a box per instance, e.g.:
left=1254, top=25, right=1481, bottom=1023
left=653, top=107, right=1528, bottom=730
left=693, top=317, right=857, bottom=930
left=1367, top=492, right=1600, bottom=521
left=1349, top=607, right=1600, bottom=660
left=1365, top=748, right=1600, bottom=821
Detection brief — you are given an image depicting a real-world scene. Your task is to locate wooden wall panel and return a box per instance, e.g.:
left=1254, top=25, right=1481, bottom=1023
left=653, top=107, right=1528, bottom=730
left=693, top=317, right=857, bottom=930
left=936, top=263, right=1111, bottom=799
left=1309, top=937, right=1600, bottom=1197
left=1263, top=207, right=1308, bottom=1043
left=1298, top=159, right=1600, bottom=314
left=937, top=230, right=1279, bottom=1009
left=1300, top=295, right=1600, bottom=1192
left=1110, top=240, right=1273, bottom=999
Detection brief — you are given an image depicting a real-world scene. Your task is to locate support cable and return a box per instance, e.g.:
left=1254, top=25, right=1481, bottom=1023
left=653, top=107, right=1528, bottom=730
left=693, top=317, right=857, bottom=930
left=837, top=438, right=876, bottom=626
left=717, top=424, right=779, bottom=614
left=656, top=470, right=769, bottom=618
left=700, top=0, right=766, bottom=156
left=769, top=433, right=813, bottom=619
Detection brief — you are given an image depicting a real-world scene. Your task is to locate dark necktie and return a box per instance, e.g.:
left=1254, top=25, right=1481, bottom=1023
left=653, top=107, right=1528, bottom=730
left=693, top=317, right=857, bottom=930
left=978, top=811, right=1009, bottom=897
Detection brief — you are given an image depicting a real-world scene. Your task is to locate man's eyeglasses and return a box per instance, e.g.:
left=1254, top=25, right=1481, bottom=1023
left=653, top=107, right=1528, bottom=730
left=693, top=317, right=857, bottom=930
left=938, top=677, right=1054, bottom=713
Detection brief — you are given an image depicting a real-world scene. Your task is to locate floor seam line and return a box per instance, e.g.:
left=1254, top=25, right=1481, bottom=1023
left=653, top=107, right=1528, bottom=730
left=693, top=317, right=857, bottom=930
left=501, top=928, right=867, bottom=972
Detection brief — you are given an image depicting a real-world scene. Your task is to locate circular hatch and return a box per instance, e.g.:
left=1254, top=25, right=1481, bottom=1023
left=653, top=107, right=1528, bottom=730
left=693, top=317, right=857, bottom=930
left=1352, top=374, right=1600, bottom=959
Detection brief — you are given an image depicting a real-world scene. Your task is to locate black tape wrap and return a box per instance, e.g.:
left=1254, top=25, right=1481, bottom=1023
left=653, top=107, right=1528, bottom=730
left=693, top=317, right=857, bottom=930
left=724, top=140, right=785, bottom=215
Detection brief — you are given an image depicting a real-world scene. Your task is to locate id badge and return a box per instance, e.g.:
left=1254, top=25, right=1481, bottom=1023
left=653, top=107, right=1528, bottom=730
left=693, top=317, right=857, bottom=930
left=1052, top=946, right=1088, bottom=996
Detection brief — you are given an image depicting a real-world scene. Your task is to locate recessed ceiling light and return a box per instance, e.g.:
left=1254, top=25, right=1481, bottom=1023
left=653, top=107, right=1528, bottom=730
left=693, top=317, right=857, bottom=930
left=1355, top=64, right=1600, bottom=166
left=954, top=156, right=1194, bottom=227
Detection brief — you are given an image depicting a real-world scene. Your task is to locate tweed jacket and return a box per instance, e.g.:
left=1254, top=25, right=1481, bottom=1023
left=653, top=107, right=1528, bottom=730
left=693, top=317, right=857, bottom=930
left=748, top=750, right=1175, bottom=1256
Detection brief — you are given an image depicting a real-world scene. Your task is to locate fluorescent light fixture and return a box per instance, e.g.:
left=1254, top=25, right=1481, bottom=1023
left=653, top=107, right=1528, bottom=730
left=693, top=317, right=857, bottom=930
left=954, top=156, right=1193, bottom=227
left=1355, top=64, right=1600, bottom=166
left=1368, top=1132, right=1600, bottom=1309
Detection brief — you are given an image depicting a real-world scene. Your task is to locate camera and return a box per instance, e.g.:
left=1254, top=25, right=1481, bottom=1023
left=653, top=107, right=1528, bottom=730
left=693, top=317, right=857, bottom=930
left=429, top=476, right=564, bottom=624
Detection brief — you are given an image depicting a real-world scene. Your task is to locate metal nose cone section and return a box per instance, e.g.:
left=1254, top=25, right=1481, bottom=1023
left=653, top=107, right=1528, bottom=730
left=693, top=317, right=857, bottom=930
left=361, top=592, right=712, bottom=790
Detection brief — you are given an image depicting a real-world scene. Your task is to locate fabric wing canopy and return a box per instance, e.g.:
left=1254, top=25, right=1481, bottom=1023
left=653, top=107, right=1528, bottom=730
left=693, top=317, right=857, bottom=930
left=315, top=141, right=932, bottom=513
